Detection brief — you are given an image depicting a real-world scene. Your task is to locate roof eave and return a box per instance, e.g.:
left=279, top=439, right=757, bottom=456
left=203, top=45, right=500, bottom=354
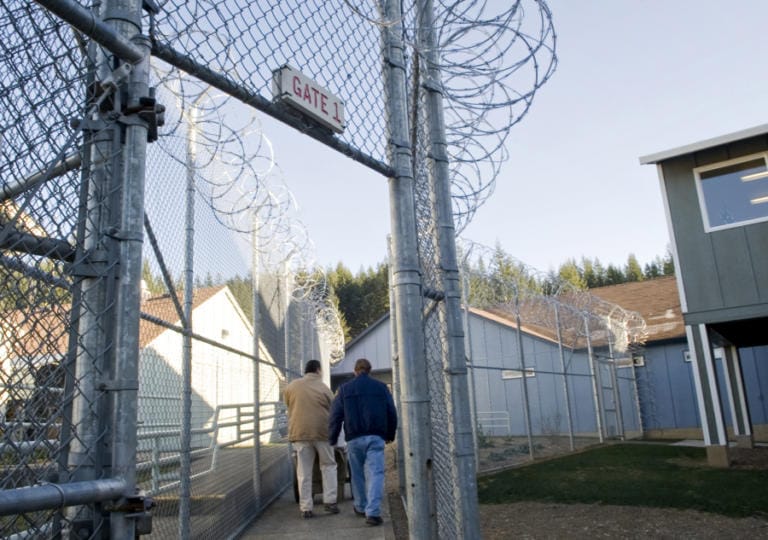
left=639, top=123, right=768, bottom=165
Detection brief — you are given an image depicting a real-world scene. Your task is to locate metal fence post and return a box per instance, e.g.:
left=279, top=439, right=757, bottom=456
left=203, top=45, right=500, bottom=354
left=416, top=0, right=480, bottom=535
left=178, top=91, right=198, bottom=540
left=585, top=315, right=604, bottom=443
left=554, top=304, right=575, bottom=451
left=252, top=217, right=262, bottom=512
left=388, top=237, right=407, bottom=497
left=629, top=352, right=644, bottom=435
left=462, top=273, right=480, bottom=470
left=513, top=288, right=534, bottom=460
left=283, top=262, right=291, bottom=375
left=109, top=0, right=151, bottom=535
left=606, top=324, right=625, bottom=440
left=381, top=1, right=434, bottom=537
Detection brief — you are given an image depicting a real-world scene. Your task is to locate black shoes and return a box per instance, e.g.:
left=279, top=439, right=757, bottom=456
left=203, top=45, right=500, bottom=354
left=324, top=503, right=340, bottom=514
left=353, top=507, right=366, bottom=517
left=302, top=510, right=313, bottom=519
left=366, top=515, right=383, bottom=526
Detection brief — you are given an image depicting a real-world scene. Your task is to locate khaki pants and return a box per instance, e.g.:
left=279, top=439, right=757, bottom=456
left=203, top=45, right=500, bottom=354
left=294, top=441, right=337, bottom=512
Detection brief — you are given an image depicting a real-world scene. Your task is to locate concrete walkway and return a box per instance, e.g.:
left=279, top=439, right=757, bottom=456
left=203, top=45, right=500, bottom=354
left=238, top=484, right=395, bottom=540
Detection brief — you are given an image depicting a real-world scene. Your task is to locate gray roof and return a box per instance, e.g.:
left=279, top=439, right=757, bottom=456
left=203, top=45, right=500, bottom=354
left=639, top=123, right=768, bottom=165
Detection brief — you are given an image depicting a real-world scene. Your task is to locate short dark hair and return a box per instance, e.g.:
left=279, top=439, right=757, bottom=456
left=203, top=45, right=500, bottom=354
left=305, top=360, right=321, bottom=374
left=354, top=358, right=372, bottom=374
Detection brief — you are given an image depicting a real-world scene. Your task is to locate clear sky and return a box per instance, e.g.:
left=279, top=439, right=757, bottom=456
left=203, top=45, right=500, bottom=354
left=257, top=1, right=768, bottom=274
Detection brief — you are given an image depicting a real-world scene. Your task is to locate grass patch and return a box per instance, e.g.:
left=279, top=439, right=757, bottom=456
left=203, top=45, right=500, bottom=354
left=477, top=443, right=768, bottom=518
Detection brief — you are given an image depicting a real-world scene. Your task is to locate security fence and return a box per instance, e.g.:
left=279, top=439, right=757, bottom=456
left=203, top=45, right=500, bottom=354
left=458, top=242, right=648, bottom=472
left=1, top=0, right=556, bottom=538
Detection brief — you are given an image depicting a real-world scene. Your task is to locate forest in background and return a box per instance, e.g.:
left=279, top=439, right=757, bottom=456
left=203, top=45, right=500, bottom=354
left=138, top=245, right=674, bottom=343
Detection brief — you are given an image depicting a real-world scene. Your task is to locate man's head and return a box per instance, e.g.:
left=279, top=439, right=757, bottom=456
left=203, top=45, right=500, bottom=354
left=353, top=358, right=372, bottom=376
left=304, top=359, right=321, bottom=374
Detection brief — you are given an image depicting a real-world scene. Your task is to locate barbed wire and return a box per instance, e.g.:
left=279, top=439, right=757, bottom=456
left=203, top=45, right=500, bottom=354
left=457, top=239, right=647, bottom=352
left=430, top=0, right=557, bottom=231
left=148, top=1, right=557, bottom=366
left=149, top=1, right=556, bottom=235
left=150, top=64, right=346, bottom=361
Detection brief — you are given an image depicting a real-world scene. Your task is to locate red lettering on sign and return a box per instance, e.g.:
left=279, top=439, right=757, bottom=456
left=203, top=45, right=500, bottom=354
left=292, top=76, right=302, bottom=98
left=280, top=68, right=344, bottom=131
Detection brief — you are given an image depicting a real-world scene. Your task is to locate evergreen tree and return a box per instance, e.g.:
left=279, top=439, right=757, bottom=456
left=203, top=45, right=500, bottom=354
left=662, top=249, right=675, bottom=275
left=324, top=246, right=677, bottom=341
left=558, top=258, right=586, bottom=290
left=625, top=254, right=643, bottom=282
left=141, top=259, right=165, bottom=295
left=581, top=257, right=599, bottom=288
left=643, top=258, right=662, bottom=279
left=592, top=258, right=606, bottom=287
left=225, top=274, right=254, bottom=321
left=605, top=264, right=624, bottom=285
left=326, top=261, right=389, bottom=342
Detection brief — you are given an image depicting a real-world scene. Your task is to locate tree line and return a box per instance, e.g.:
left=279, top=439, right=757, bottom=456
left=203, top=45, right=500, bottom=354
left=137, top=246, right=674, bottom=344
left=326, top=247, right=674, bottom=340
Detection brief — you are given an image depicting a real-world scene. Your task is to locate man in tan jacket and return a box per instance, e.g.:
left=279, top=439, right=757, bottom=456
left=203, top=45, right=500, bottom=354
left=283, top=359, right=339, bottom=518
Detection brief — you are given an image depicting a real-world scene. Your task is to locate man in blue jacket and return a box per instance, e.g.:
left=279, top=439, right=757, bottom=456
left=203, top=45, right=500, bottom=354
left=329, top=358, right=397, bottom=526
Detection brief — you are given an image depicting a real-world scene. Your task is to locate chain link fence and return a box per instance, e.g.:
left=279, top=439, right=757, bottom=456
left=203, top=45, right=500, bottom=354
left=1, top=1, right=341, bottom=537
left=458, top=243, right=647, bottom=472
left=2, top=0, right=557, bottom=537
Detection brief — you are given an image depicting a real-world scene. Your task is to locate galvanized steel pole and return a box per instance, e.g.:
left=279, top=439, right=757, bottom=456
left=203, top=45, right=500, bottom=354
left=416, top=0, right=480, bottom=534
left=109, top=1, right=150, bottom=535
left=252, top=217, right=262, bottom=511
left=179, top=95, right=199, bottom=540
left=381, top=1, right=434, bottom=537
left=554, top=304, right=575, bottom=451
left=108, top=0, right=150, bottom=535
left=514, top=289, right=535, bottom=461
left=585, top=315, right=604, bottom=443
left=0, top=479, right=127, bottom=515
left=33, top=0, right=144, bottom=64
left=605, top=328, right=625, bottom=439
left=462, top=273, right=480, bottom=470
left=629, top=352, right=644, bottom=435
left=387, top=237, right=407, bottom=496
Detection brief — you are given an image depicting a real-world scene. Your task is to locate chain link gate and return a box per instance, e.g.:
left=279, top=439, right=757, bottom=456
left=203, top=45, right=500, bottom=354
left=2, top=0, right=556, bottom=538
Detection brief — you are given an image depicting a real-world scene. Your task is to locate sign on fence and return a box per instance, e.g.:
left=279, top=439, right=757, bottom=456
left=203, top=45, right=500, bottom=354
left=272, top=64, right=345, bottom=133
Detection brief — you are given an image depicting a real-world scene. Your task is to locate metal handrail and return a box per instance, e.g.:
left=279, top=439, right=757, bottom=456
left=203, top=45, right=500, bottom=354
left=137, top=402, right=284, bottom=495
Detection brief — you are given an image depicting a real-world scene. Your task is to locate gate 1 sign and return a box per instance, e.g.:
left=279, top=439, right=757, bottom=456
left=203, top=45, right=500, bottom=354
left=272, top=65, right=345, bottom=134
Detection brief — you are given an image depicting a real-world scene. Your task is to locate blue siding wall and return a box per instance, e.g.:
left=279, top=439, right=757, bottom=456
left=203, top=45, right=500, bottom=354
left=468, top=315, right=625, bottom=437
left=741, top=345, right=768, bottom=424
left=635, top=341, right=768, bottom=434
left=617, top=368, right=641, bottom=432
left=335, top=313, right=768, bottom=439
left=634, top=340, right=700, bottom=431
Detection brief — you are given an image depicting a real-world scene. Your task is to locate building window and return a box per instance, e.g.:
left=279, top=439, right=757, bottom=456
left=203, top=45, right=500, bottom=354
left=615, top=355, right=644, bottom=368
left=683, top=348, right=723, bottom=362
left=694, top=153, right=768, bottom=231
left=501, top=368, right=535, bottom=379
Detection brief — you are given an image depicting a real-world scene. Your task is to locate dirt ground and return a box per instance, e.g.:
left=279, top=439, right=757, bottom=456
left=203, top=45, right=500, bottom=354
left=385, top=441, right=768, bottom=539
